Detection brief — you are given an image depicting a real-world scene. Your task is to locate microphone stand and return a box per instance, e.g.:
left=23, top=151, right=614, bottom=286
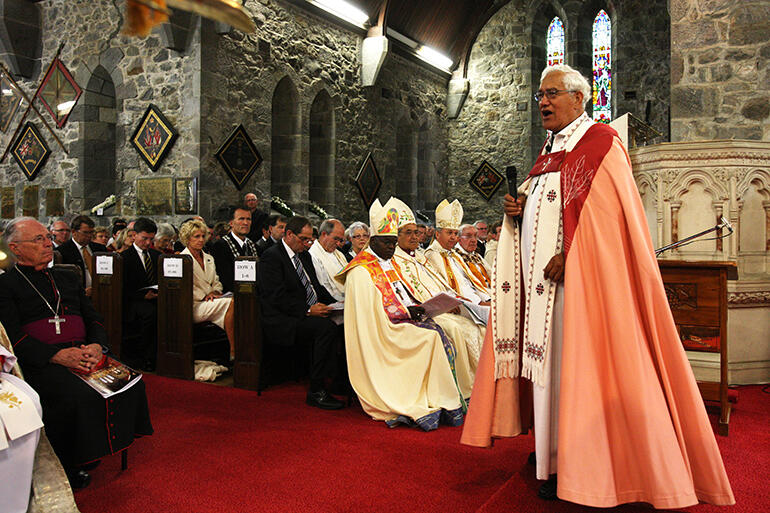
left=655, top=218, right=733, bottom=257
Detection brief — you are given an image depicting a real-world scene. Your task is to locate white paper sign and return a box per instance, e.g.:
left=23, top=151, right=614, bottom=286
left=163, top=258, right=184, bottom=278
left=95, top=255, right=113, bottom=275
left=234, top=260, right=256, bottom=282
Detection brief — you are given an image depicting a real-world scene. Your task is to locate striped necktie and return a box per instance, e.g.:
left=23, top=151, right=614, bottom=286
left=293, top=254, right=317, bottom=307
left=143, top=250, right=156, bottom=284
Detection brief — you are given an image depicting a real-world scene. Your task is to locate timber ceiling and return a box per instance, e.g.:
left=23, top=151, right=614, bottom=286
left=355, top=0, right=504, bottom=73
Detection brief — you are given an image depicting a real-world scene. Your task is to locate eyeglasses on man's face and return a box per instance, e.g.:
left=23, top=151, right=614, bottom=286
left=16, top=234, right=55, bottom=245
left=534, top=89, right=577, bottom=102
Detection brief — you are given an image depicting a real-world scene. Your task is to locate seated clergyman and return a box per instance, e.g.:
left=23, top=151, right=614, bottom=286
left=390, top=199, right=483, bottom=399
left=0, top=217, right=153, bottom=490
left=308, top=219, right=348, bottom=302
left=336, top=198, right=465, bottom=430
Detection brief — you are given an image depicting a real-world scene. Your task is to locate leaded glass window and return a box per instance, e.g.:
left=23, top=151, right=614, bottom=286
left=546, top=17, right=564, bottom=66
left=592, top=10, right=611, bottom=123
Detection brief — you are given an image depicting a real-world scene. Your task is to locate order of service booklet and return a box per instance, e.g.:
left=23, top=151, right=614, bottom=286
left=71, top=357, right=143, bottom=399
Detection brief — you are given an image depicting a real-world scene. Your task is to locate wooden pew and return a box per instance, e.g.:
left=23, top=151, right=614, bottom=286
left=233, top=256, right=262, bottom=391
left=91, top=252, right=123, bottom=359
left=157, top=254, right=195, bottom=379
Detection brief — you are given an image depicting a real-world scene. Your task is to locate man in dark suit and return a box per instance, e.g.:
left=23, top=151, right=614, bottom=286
left=255, top=215, right=287, bottom=256
left=245, top=192, right=269, bottom=243
left=55, top=215, right=108, bottom=296
left=211, top=206, right=258, bottom=293
left=121, top=217, right=160, bottom=371
left=258, top=216, right=345, bottom=410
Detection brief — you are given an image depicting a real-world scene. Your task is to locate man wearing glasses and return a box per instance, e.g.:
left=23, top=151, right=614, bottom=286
left=55, top=215, right=108, bottom=296
left=308, top=219, right=348, bottom=302
left=48, top=220, right=71, bottom=248
left=462, top=64, right=733, bottom=508
left=0, top=217, right=152, bottom=490
left=258, top=216, right=345, bottom=410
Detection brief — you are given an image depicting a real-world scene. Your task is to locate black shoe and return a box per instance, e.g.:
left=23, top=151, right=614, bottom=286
left=537, top=476, right=558, bottom=500
left=306, top=389, right=345, bottom=410
left=67, top=469, right=91, bottom=490
left=79, top=460, right=101, bottom=471
left=527, top=451, right=536, bottom=466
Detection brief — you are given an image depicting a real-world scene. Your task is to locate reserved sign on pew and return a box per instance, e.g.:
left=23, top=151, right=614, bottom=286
left=235, top=260, right=257, bottom=282
left=163, top=258, right=184, bottom=278
left=96, top=255, right=113, bottom=275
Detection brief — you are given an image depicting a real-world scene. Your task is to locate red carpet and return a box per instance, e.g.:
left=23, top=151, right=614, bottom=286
left=74, top=377, right=769, bottom=513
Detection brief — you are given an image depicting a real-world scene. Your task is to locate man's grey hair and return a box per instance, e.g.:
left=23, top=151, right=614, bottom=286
left=319, top=219, right=342, bottom=236
left=155, top=222, right=176, bottom=240
left=346, top=221, right=368, bottom=239
left=473, top=220, right=487, bottom=227
left=48, top=218, right=68, bottom=230
left=4, top=217, right=38, bottom=244
left=541, top=64, right=591, bottom=108
left=458, top=223, right=476, bottom=234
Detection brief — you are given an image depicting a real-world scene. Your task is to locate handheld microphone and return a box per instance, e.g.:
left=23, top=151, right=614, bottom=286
left=505, top=166, right=517, bottom=197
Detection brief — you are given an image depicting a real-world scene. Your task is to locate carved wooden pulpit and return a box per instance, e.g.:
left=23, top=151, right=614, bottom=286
left=658, top=260, right=738, bottom=436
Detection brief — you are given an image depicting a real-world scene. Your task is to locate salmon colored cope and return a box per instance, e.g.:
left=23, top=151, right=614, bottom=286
left=461, top=129, right=734, bottom=509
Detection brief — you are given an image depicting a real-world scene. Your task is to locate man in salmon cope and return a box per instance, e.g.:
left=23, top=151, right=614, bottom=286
left=460, top=64, right=734, bottom=508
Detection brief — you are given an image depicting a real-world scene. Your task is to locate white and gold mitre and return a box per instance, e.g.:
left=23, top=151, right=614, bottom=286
left=435, top=199, right=463, bottom=230
left=390, top=197, right=416, bottom=228
left=369, top=197, right=400, bottom=236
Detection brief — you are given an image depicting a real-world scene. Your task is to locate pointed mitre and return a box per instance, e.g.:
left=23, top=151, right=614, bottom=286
left=369, top=197, right=400, bottom=236
left=435, top=199, right=463, bottom=230
left=389, top=197, right=416, bottom=228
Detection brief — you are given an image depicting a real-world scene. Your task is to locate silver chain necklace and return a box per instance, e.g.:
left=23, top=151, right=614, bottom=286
left=15, top=265, right=66, bottom=335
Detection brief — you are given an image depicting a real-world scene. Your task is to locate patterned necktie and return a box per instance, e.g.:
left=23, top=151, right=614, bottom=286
left=293, top=254, right=318, bottom=307
left=143, top=250, right=156, bottom=284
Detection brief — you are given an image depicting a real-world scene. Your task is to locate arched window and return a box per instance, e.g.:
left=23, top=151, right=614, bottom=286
left=546, top=17, right=564, bottom=66
left=592, top=9, right=611, bottom=123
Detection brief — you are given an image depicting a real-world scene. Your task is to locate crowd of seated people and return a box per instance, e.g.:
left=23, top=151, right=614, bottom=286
left=0, top=191, right=491, bottom=508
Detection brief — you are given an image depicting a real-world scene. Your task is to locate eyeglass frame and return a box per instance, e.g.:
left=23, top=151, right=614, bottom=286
left=534, top=89, right=578, bottom=102
left=13, top=234, right=56, bottom=245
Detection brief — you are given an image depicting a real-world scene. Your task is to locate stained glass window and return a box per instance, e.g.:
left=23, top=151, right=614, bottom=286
left=592, top=10, right=611, bottom=123
left=546, top=17, right=564, bottom=67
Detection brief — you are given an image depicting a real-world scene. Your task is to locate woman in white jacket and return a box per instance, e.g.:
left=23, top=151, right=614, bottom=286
left=179, top=219, right=235, bottom=360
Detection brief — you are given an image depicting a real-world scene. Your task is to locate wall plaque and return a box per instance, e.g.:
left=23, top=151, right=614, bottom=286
left=469, top=160, right=504, bottom=201
left=45, top=188, right=65, bottom=216
left=174, top=177, right=197, bottom=214
left=135, top=177, right=173, bottom=215
left=1, top=187, right=14, bottom=219
left=131, top=104, right=178, bottom=172
left=22, top=185, right=39, bottom=218
left=354, top=152, right=381, bottom=209
left=11, top=122, right=51, bottom=181
left=214, top=125, right=262, bottom=190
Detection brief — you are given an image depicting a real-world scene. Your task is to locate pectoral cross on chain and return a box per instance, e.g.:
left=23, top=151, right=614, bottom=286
left=49, top=315, right=66, bottom=335
left=541, top=156, right=552, bottom=173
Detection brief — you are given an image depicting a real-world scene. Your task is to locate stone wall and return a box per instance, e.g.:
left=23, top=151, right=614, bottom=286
left=0, top=0, right=450, bottom=227
left=670, top=0, right=770, bottom=141
left=446, top=0, right=671, bottom=225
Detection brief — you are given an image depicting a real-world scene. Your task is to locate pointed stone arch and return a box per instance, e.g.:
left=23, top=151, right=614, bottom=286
left=309, top=89, right=336, bottom=213
left=271, top=76, right=302, bottom=205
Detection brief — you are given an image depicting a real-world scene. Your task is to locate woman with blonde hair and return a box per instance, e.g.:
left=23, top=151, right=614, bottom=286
left=112, top=227, right=136, bottom=253
left=179, top=219, right=235, bottom=360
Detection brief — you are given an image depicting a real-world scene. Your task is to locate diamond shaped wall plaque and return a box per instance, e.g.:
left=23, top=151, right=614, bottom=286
left=38, top=58, right=82, bottom=129
left=0, top=74, right=23, bottom=133
left=131, top=104, right=179, bottom=171
left=469, top=159, right=504, bottom=201
left=11, top=122, right=51, bottom=181
left=355, top=152, right=381, bottom=209
left=215, top=124, right=262, bottom=190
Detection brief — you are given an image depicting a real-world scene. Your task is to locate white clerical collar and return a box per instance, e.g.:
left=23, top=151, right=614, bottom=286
left=230, top=232, right=245, bottom=247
